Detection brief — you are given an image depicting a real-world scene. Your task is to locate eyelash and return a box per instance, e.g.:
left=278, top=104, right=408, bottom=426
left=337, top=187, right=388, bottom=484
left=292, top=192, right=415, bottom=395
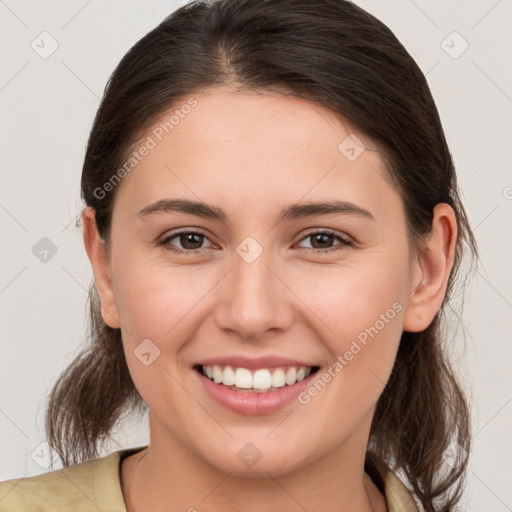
left=158, top=229, right=353, bottom=255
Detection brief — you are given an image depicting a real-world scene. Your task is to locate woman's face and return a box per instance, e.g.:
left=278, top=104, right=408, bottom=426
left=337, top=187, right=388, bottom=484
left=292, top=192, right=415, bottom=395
left=96, top=87, right=420, bottom=475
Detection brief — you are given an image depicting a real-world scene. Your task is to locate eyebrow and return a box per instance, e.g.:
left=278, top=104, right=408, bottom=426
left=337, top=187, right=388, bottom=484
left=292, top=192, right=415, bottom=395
left=137, top=198, right=375, bottom=223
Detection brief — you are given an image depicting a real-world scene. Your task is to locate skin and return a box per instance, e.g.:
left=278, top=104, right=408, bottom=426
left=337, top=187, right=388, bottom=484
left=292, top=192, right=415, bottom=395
left=82, top=87, right=457, bottom=512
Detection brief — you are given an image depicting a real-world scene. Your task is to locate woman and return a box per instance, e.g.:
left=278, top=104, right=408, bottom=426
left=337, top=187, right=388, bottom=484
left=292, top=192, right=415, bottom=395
left=0, top=0, right=476, bottom=510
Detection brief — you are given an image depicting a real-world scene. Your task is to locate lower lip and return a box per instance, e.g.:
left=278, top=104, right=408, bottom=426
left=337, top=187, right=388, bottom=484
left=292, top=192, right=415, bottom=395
left=195, top=368, right=317, bottom=416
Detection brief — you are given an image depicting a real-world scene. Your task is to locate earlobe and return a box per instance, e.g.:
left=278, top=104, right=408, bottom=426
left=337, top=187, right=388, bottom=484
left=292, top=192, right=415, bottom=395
left=402, top=203, right=457, bottom=333
left=81, top=207, right=121, bottom=329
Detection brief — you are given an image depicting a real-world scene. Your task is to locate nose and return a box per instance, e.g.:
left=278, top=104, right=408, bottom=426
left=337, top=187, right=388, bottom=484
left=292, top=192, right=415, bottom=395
left=213, top=243, right=294, bottom=342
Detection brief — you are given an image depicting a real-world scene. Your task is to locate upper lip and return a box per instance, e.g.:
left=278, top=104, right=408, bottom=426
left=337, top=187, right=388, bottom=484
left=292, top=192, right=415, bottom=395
left=195, top=356, right=318, bottom=370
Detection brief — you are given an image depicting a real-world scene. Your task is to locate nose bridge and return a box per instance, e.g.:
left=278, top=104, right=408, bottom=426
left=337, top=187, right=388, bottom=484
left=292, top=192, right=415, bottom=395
left=214, top=237, right=292, bottom=339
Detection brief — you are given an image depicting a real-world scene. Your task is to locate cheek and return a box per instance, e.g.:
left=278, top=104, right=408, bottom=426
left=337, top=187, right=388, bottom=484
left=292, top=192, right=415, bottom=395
left=293, top=253, right=407, bottom=341
left=290, top=253, right=408, bottom=406
left=111, top=257, right=225, bottom=403
left=112, top=253, right=216, bottom=340
left=289, top=281, right=405, bottom=452
left=112, top=260, right=209, bottom=414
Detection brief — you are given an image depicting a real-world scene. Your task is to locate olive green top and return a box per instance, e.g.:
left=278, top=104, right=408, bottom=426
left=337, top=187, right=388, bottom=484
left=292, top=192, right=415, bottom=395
left=0, top=446, right=418, bottom=511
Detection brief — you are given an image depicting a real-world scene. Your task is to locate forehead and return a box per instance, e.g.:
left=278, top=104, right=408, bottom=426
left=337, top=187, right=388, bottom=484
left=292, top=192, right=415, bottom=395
left=113, top=87, right=399, bottom=223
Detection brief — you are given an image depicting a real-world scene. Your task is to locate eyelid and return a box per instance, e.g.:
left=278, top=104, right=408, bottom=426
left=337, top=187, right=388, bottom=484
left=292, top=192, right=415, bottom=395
left=297, top=228, right=353, bottom=244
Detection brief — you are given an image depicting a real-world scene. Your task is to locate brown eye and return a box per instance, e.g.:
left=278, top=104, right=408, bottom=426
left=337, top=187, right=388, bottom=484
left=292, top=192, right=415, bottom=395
left=160, top=230, right=212, bottom=253
left=297, top=230, right=352, bottom=254
left=309, top=233, right=335, bottom=249
left=177, top=232, right=205, bottom=250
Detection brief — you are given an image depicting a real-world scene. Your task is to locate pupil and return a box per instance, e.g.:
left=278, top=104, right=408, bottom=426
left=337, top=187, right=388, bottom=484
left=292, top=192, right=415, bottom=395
left=312, top=233, right=332, bottom=249
left=182, top=233, right=202, bottom=249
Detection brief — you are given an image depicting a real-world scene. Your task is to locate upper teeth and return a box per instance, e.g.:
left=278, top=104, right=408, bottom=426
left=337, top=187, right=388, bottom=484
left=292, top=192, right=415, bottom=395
left=202, top=365, right=312, bottom=390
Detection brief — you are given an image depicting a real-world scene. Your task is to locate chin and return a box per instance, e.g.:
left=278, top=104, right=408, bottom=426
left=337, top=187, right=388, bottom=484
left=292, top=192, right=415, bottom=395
left=201, top=442, right=310, bottom=477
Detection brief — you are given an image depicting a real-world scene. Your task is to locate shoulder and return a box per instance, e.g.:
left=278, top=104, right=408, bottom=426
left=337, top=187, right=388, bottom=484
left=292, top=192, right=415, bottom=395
left=0, top=449, right=131, bottom=512
left=383, top=470, right=420, bottom=512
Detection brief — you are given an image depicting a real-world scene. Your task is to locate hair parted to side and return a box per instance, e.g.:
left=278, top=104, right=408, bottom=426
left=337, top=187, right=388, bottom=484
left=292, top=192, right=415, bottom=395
left=45, top=1, right=477, bottom=510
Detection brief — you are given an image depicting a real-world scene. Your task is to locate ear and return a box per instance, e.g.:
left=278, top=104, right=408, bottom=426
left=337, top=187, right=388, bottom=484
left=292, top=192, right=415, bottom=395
left=403, top=203, right=457, bottom=332
left=81, top=206, right=121, bottom=329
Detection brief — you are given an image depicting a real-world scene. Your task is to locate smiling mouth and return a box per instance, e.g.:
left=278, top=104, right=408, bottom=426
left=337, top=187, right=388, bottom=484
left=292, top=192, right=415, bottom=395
left=193, top=364, right=320, bottom=393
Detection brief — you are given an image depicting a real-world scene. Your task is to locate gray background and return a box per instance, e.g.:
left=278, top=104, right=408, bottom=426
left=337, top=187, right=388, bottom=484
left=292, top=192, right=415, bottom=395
left=0, top=0, right=511, bottom=509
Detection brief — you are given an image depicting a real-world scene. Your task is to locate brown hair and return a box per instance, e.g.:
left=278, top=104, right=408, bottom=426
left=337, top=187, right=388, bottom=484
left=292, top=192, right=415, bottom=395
left=45, top=1, right=477, bottom=510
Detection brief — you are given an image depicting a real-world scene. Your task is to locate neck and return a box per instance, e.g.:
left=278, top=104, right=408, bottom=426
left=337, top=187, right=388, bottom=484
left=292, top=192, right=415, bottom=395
left=121, top=416, right=387, bottom=512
